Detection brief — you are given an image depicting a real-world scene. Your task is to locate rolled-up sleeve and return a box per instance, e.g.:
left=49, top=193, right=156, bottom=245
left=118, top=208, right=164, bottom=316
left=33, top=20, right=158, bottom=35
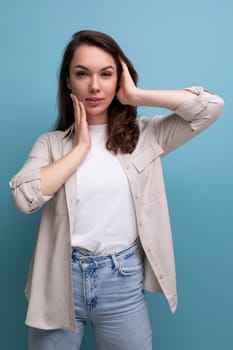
left=9, top=134, right=54, bottom=214
left=151, top=86, right=224, bottom=156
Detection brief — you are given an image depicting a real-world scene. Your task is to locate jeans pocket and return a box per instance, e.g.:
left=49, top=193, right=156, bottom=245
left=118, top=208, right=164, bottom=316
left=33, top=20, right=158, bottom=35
left=118, top=250, right=143, bottom=277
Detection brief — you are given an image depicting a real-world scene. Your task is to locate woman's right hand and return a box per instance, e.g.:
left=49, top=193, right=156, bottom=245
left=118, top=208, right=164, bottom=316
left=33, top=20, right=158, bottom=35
left=70, top=93, right=91, bottom=151
left=39, top=94, right=91, bottom=196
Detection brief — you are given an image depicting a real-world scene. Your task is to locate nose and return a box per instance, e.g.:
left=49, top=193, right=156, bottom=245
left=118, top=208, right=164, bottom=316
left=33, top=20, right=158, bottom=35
left=88, top=75, right=100, bottom=93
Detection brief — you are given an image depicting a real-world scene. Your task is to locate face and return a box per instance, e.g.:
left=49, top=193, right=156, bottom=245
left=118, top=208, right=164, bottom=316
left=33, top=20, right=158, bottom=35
left=67, top=44, right=118, bottom=124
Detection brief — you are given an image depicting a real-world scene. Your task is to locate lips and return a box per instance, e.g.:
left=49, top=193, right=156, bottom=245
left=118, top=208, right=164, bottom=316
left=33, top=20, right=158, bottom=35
left=86, top=97, right=104, bottom=101
left=85, top=97, right=104, bottom=106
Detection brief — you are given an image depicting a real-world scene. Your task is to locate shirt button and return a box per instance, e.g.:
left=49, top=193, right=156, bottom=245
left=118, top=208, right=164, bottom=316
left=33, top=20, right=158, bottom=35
left=9, top=181, right=15, bottom=189
left=30, top=198, right=37, bottom=204
left=126, top=165, right=130, bottom=170
left=135, top=194, right=139, bottom=200
left=159, top=274, right=164, bottom=280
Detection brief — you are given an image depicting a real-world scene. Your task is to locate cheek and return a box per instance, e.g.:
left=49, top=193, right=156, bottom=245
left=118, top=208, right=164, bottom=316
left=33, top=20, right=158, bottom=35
left=108, top=80, right=118, bottom=96
left=69, top=80, right=84, bottom=96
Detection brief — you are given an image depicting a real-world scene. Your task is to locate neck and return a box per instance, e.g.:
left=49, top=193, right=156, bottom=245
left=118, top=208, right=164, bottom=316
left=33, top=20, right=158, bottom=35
left=86, top=113, right=107, bottom=125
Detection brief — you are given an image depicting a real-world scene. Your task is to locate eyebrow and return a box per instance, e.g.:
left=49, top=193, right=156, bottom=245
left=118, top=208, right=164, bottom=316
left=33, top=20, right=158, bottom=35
left=74, top=65, right=115, bottom=71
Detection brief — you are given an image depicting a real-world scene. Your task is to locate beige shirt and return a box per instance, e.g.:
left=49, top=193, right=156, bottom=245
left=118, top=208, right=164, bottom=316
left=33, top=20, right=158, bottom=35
left=9, top=87, right=224, bottom=330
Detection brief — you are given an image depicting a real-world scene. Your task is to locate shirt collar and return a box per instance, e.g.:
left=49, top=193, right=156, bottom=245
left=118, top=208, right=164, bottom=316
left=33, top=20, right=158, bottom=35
left=63, top=123, right=75, bottom=139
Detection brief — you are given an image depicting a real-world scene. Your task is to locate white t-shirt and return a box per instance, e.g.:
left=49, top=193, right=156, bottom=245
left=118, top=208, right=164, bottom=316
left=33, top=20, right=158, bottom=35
left=72, top=123, right=137, bottom=254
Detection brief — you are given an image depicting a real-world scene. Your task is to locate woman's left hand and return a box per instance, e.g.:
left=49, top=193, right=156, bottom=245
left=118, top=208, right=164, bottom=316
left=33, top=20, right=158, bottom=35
left=116, top=59, right=140, bottom=106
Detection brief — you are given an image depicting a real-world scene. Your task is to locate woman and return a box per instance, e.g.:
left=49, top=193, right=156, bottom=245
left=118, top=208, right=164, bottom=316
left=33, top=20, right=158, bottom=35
left=10, top=30, right=224, bottom=350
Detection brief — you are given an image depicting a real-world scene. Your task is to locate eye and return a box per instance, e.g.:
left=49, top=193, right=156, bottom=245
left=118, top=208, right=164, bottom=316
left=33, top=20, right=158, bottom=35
left=101, top=71, right=112, bottom=77
left=76, top=71, right=88, bottom=77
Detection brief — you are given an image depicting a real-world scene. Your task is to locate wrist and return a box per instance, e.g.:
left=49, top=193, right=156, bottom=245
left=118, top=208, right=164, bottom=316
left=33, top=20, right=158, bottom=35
left=127, top=88, right=144, bottom=106
left=75, top=142, right=91, bottom=154
left=71, top=144, right=90, bottom=165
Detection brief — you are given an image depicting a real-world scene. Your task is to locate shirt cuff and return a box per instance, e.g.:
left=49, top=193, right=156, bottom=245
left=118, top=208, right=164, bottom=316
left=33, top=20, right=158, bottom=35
left=174, top=86, right=213, bottom=121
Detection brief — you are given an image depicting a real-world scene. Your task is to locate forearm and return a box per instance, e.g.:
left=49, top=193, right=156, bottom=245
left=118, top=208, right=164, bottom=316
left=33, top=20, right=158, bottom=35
left=150, top=87, right=224, bottom=156
left=133, top=88, right=196, bottom=110
left=41, top=144, right=89, bottom=196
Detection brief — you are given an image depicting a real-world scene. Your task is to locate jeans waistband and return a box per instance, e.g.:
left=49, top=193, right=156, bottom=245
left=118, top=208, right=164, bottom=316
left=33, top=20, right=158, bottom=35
left=71, top=239, right=141, bottom=269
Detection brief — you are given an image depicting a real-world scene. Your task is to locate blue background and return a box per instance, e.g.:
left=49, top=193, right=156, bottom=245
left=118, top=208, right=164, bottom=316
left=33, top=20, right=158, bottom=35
left=1, top=0, right=232, bottom=349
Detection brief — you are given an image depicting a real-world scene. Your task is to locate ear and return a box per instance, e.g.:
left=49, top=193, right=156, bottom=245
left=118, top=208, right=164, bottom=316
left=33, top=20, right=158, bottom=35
left=66, top=76, right=71, bottom=90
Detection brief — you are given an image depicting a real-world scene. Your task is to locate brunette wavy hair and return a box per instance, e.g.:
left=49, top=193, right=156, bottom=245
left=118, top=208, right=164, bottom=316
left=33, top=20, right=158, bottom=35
left=55, top=30, right=139, bottom=154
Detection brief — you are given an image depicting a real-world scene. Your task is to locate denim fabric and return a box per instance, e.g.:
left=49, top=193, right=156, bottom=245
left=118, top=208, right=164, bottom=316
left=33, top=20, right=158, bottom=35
left=28, top=241, right=152, bottom=350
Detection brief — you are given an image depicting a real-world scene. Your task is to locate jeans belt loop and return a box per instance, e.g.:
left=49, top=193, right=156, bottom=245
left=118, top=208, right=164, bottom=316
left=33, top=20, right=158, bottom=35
left=110, top=253, right=120, bottom=269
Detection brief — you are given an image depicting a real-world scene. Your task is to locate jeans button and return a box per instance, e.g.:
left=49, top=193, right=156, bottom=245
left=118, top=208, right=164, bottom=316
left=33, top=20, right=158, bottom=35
left=80, top=257, right=87, bottom=264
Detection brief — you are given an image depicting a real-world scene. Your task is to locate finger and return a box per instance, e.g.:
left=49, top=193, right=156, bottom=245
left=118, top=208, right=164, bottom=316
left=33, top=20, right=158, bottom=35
left=79, top=101, right=87, bottom=123
left=119, top=59, right=135, bottom=89
left=70, top=92, right=79, bottom=108
left=70, top=93, right=80, bottom=125
left=119, top=57, right=129, bottom=73
left=70, top=92, right=78, bottom=112
left=119, top=56, right=125, bottom=67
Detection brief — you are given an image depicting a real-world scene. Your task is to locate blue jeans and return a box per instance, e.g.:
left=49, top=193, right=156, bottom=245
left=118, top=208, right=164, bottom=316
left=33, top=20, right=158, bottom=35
left=28, top=240, right=152, bottom=350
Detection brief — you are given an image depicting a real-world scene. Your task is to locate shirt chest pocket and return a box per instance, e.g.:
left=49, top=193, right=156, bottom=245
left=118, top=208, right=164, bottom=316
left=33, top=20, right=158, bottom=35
left=132, top=144, right=165, bottom=204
